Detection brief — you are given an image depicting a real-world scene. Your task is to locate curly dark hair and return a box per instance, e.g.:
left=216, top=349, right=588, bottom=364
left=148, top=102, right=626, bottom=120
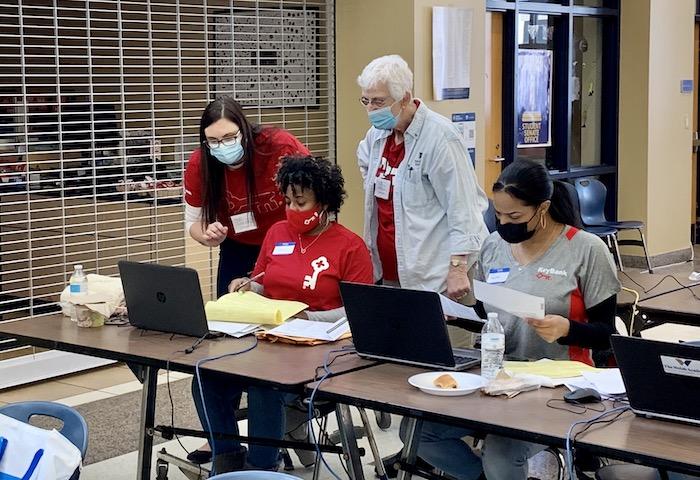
left=276, top=155, right=346, bottom=213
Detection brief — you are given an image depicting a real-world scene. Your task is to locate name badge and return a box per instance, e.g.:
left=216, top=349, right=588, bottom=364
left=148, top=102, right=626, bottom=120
left=374, top=176, right=391, bottom=200
left=272, top=242, right=296, bottom=255
left=230, top=212, right=257, bottom=233
left=487, top=267, right=510, bottom=284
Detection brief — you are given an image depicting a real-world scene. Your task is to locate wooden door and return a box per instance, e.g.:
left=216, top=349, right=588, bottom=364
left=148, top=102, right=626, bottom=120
left=485, top=12, right=504, bottom=195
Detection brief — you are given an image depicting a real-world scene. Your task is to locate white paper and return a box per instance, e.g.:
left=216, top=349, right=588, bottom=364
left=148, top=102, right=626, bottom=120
left=267, top=317, right=349, bottom=342
left=208, top=321, right=260, bottom=338
left=473, top=280, right=545, bottom=319
left=432, top=7, right=472, bottom=101
left=581, top=369, right=626, bottom=396
left=439, top=293, right=483, bottom=322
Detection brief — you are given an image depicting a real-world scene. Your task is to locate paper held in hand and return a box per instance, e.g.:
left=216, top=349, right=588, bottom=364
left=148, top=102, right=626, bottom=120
left=473, top=280, right=545, bottom=319
left=205, top=291, right=308, bottom=326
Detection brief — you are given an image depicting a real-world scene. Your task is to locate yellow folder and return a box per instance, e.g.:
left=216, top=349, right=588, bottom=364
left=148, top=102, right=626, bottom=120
left=205, top=291, right=308, bottom=326
left=503, top=359, right=599, bottom=379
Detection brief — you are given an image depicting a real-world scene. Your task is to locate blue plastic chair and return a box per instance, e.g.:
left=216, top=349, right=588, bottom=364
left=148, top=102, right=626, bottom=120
left=0, top=401, right=88, bottom=460
left=561, top=181, right=623, bottom=269
left=208, top=471, right=303, bottom=480
left=574, top=178, right=653, bottom=272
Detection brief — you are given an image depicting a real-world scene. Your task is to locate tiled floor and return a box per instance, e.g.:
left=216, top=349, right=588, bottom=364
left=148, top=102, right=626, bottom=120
left=2, top=257, right=699, bottom=478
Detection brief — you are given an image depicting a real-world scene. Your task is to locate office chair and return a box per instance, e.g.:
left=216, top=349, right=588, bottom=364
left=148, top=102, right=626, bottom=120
left=595, top=464, right=666, bottom=480
left=562, top=181, right=623, bottom=269
left=483, top=198, right=497, bottom=233
left=208, top=471, right=302, bottom=480
left=0, top=401, right=88, bottom=480
left=574, top=178, right=653, bottom=272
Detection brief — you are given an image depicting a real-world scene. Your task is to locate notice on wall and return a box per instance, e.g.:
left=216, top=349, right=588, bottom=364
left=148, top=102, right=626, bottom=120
left=452, top=112, right=476, bottom=166
left=432, top=6, right=472, bottom=101
left=517, top=49, right=553, bottom=148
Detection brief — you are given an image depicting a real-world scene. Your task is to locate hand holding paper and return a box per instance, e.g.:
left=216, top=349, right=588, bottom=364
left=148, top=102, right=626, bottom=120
left=473, top=280, right=545, bottom=319
left=525, top=315, right=570, bottom=343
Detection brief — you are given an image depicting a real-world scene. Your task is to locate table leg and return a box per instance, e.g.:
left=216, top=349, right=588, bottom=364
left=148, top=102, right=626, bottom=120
left=335, top=403, right=366, bottom=480
left=397, top=417, right=423, bottom=480
left=137, top=365, right=159, bottom=480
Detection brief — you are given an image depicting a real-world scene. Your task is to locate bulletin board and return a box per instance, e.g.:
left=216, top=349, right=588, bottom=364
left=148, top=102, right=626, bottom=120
left=212, top=7, right=320, bottom=108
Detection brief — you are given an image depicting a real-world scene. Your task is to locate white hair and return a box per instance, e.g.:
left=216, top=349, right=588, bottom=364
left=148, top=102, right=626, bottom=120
left=357, top=54, right=413, bottom=101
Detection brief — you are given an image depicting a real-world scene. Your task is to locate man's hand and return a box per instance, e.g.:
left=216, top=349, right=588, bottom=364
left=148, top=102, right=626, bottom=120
left=446, top=264, right=471, bottom=300
left=525, top=315, right=571, bottom=343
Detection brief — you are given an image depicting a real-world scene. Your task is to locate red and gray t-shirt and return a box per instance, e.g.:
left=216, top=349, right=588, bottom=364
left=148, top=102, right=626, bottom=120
left=477, top=226, right=620, bottom=365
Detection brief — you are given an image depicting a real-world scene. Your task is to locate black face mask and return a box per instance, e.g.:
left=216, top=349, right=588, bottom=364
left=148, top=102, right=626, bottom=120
left=496, top=210, right=538, bottom=244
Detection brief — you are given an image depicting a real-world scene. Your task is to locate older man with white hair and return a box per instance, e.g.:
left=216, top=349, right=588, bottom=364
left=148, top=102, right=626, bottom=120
left=356, top=54, right=489, bottom=300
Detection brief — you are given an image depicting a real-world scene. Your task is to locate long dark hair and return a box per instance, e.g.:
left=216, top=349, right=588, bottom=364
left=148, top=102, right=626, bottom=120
left=198, top=96, right=261, bottom=226
left=492, top=159, right=580, bottom=227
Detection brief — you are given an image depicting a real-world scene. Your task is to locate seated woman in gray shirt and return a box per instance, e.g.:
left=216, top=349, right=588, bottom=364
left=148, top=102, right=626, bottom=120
left=408, top=159, right=621, bottom=480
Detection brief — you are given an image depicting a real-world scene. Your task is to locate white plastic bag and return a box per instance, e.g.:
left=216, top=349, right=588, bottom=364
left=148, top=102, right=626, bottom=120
left=0, top=413, right=82, bottom=480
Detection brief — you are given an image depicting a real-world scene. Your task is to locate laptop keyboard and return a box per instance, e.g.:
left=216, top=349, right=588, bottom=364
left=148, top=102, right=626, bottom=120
left=453, top=354, right=480, bottom=365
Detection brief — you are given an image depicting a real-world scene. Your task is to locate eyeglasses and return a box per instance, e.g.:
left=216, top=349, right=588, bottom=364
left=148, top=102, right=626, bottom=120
left=204, top=132, right=241, bottom=149
left=359, top=96, right=391, bottom=108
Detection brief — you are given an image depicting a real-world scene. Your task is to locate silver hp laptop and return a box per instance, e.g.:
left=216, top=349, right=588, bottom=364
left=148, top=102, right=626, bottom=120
left=340, top=282, right=481, bottom=371
left=118, top=261, right=212, bottom=338
left=611, top=335, right=700, bottom=425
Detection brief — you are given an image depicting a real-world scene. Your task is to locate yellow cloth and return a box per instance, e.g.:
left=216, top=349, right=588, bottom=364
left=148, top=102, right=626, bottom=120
left=503, top=359, right=599, bottom=379
left=205, top=291, right=308, bottom=326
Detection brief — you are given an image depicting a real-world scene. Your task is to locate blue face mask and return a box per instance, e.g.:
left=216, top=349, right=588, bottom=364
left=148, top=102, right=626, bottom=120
left=367, top=102, right=400, bottom=130
left=210, top=141, right=244, bottom=167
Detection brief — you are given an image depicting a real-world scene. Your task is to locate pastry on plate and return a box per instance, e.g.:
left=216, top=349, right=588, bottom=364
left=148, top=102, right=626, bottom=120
left=433, top=373, right=458, bottom=389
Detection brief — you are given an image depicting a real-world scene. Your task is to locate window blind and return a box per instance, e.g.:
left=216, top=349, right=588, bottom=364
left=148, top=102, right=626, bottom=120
left=0, top=0, right=335, bottom=358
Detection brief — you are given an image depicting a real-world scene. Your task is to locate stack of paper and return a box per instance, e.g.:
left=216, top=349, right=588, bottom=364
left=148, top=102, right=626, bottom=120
left=205, top=291, right=308, bottom=326
left=266, top=317, right=349, bottom=342
left=207, top=321, right=260, bottom=338
left=565, top=369, right=626, bottom=397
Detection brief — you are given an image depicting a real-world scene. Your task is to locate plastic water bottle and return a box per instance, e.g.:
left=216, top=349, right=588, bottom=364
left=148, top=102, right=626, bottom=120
left=481, top=312, right=505, bottom=381
left=69, top=264, right=88, bottom=295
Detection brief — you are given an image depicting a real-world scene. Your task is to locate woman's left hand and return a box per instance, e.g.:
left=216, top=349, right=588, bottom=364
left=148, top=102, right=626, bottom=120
left=525, top=315, right=570, bottom=343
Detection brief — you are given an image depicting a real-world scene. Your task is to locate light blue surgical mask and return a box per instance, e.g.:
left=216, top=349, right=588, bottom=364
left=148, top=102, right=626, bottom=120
left=367, top=102, right=400, bottom=130
left=210, top=141, right=244, bottom=166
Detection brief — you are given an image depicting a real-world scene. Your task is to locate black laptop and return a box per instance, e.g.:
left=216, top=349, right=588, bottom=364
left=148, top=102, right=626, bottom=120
left=118, top=261, right=210, bottom=337
left=339, top=282, right=481, bottom=371
left=611, top=335, right=700, bottom=426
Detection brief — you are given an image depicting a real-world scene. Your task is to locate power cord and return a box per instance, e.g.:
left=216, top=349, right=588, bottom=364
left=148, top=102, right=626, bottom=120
left=195, top=337, right=259, bottom=476
left=565, top=406, right=631, bottom=480
left=619, top=271, right=700, bottom=302
left=307, top=346, right=357, bottom=480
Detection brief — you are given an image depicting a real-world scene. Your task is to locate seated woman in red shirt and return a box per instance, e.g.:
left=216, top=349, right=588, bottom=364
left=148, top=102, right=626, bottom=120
left=193, top=155, right=373, bottom=474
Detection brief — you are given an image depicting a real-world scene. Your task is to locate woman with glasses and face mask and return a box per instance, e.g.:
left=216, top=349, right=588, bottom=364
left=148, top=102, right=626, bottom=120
left=403, top=159, right=621, bottom=480
left=184, top=96, right=310, bottom=298
left=356, top=54, right=489, bottom=303
left=183, top=96, right=309, bottom=465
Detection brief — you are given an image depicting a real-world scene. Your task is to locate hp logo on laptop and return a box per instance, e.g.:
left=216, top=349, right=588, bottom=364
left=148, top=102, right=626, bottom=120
left=156, top=291, right=167, bottom=303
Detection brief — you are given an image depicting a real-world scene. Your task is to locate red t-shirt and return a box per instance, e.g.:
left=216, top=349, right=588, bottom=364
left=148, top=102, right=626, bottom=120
left=251, top=221, right=373, bottom=311
left=183, top=127, right=310, bottom=245
left=375, top=134, right=406, bottom=282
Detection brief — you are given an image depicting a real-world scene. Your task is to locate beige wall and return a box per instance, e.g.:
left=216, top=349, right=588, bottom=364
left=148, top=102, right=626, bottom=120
left=618, top=0, right=695, bottom=258
left=336, top=0, right=488, bottom=235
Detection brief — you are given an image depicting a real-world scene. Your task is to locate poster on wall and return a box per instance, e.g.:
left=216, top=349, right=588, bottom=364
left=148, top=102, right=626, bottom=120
left=452, top=112, right=476, bottom=166
left=516, top=49, right=553, bottom=148
left=432, top=6, right=472, bottom=100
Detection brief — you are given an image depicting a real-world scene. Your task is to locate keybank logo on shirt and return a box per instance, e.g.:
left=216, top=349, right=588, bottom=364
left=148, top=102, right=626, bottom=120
left=536, top=267, right=567, bottom=280
left=303, top=256, right=330, bottom=290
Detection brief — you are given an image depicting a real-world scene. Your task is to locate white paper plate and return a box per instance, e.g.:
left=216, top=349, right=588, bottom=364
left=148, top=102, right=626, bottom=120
left=408, top=372, right=488, bottom=397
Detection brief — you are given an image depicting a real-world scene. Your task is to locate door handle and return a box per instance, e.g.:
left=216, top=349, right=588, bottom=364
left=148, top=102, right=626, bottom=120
left=490, top=157, right=505, bottom=162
